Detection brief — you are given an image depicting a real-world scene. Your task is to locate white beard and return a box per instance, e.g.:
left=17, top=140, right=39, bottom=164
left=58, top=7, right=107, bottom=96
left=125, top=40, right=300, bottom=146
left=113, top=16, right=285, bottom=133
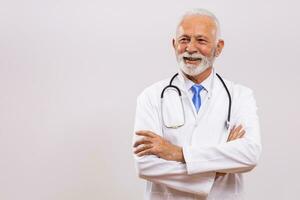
left=177, top=51, right=215, bottom=76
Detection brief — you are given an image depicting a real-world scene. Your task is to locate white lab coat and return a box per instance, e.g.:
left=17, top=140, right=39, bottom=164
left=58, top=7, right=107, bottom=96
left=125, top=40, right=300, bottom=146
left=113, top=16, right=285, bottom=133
left=133, top=70, right=262, bottom=200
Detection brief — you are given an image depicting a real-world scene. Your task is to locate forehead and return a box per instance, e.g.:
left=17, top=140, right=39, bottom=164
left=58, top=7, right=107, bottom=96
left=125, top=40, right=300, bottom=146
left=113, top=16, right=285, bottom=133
left=177, top=15, right=217, bottom=39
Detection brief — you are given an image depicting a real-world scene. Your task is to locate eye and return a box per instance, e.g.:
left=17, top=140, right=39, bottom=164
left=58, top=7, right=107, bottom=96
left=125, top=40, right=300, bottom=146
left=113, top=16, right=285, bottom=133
left=179, top=38, right=189, bottom=43
left=197, top=39, right=207, bottom=44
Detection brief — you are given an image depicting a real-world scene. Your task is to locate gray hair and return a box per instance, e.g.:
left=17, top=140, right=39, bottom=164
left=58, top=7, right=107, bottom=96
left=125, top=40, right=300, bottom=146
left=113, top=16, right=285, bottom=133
left=176, top=8, right=221, bottom=41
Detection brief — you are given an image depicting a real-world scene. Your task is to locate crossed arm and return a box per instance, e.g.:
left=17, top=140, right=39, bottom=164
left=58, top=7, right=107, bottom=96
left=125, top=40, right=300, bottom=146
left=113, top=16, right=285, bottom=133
left=133, top=125, right=246, bottom=178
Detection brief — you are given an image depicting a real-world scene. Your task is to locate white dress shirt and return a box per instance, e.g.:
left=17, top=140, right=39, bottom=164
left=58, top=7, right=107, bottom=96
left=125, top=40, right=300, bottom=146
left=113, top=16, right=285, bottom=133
left=180, top=69, right=212, bottom=114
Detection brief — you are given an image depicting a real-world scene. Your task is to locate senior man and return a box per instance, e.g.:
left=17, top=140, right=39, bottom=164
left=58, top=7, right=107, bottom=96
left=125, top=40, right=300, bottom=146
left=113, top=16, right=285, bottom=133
left=132, top=9, right=261, bottom=200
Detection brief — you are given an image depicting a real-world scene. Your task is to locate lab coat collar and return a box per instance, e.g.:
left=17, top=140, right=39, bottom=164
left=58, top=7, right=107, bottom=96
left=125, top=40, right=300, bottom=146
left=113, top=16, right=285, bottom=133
left=177, top=68, right=215, bottom=99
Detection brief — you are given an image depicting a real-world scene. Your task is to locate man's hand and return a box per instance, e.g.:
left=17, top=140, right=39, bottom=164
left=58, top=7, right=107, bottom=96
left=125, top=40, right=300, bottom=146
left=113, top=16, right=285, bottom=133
left=133, top=130, right=185, bottom=163
left=226, top=125, right=245, bottom=142
left=215, top=124, right=245, bottom=179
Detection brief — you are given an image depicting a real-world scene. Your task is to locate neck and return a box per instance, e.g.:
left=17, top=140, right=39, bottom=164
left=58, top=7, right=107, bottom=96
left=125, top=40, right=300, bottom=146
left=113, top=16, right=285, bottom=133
left=184, top=67, right=213, bottom=84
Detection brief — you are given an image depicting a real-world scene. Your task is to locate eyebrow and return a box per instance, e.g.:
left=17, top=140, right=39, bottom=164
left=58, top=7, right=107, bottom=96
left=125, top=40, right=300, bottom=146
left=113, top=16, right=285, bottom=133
left=178, top=34, right=190, bottom=38
left=178, top=34, right=209, bottom=40
left=195, top=35, right=209, bottom=40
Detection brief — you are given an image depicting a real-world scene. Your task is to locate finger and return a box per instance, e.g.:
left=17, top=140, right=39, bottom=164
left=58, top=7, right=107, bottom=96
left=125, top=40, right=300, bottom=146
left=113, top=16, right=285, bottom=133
left=135, top=130, right=157, bottom=138
left=227, top=131, right=234, bottom=142
left=229, top=130, right=239, bottom=141
left=230, top=125, right=236, bottom=133
left=228, top=128, right=246, bottom=142
left=133, top=137, right=152, bottom=148
left=235, top=125, right=243, bottom=133
left=134, top=144, right=152, bottom=154
left=227, top=130, right=236, bottom=142
left=228, top=125, right=243, bottom=141
left=236, top=130, right=245, bottom=139
left=227, top=125, right=236, bottom=141
left=228, top=131, right=240, bottom=141
left=136, top=148, right=153, bottom=157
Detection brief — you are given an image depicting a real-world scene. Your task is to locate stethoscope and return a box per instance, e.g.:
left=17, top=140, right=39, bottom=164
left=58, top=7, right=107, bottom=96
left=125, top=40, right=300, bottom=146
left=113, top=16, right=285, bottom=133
left=161, top=72, right=232, bottom=130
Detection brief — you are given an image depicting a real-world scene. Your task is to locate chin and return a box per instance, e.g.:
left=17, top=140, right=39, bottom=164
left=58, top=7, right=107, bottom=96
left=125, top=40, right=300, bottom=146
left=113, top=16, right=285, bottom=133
left=180, top=63, right=209, bottom=76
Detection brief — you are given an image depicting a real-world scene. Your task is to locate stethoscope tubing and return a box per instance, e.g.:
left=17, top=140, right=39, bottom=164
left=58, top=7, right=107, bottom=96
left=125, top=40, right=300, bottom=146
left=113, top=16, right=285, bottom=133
left=161, top=72, right=232, bottom=129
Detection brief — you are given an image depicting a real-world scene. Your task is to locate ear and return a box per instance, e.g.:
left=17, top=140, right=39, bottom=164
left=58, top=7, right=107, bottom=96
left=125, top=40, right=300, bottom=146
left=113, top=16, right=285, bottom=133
left=214, top=39, right=224, bottom=57
left=172, top=38, right=176, bottom=49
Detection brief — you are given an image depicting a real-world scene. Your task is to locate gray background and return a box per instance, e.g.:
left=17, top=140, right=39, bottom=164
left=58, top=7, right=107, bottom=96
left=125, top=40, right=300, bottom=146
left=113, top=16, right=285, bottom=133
left=0, top=0, right=299, bottom=199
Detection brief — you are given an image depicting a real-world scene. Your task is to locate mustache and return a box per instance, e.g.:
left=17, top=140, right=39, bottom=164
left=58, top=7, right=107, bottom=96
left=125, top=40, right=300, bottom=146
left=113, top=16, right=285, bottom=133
left=178, top=52, right=206, bottom=59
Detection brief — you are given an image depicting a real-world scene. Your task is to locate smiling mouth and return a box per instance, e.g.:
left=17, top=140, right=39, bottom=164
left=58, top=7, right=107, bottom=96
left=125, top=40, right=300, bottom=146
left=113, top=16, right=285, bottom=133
left=183, top=57, right=202, bottom=62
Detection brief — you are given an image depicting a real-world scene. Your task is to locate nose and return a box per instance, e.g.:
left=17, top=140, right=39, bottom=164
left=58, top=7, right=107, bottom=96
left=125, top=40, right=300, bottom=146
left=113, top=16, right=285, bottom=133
left=186, top=41, right=197, bottom=54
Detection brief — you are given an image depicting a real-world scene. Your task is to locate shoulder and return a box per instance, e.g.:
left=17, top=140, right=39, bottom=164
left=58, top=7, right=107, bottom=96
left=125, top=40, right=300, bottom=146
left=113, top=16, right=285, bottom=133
left=216, top=77, right=259, bottom=126
left=232, top=82, right=254, bottom=100
left=219, top=76, right=257, bottom=113
left=136, top=78, right=170, bottom=105
left=217, top=75, right=254, bottom=99
left=215, top=74, right=257, bottom=111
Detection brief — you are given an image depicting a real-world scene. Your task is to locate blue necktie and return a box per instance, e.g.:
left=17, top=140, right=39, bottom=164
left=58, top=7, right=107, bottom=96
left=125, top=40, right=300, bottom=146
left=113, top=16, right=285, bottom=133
left=191, top=85, right=204, bottom=113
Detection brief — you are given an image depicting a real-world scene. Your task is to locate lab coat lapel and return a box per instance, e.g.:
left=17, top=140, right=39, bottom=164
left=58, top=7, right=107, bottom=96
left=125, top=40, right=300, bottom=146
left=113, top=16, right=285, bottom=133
left=194, top=72, right=218, bottom=124
left=172, top=75, right=198, bottom=119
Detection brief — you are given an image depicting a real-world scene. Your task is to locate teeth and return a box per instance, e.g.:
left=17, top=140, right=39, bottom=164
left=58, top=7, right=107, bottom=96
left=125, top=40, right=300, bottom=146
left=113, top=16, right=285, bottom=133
left=184, top=57, right=201, bottom=61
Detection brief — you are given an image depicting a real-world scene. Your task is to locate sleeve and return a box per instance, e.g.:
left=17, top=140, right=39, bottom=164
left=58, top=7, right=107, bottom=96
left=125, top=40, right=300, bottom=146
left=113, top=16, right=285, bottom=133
left=182, top=87, right=262, bottom=175
left=132, top=90, right=215, bottom=195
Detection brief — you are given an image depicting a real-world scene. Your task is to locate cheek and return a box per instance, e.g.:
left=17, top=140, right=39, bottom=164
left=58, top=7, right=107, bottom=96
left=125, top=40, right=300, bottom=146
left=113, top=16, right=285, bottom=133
left=176, top=44, right=186, bottom=54
left=198, top=45, right=214, bottom=57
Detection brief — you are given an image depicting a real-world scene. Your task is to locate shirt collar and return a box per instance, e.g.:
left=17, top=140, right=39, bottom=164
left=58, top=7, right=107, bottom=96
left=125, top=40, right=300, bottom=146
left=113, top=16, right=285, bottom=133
left=177, top=68, right=214, bottom=98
